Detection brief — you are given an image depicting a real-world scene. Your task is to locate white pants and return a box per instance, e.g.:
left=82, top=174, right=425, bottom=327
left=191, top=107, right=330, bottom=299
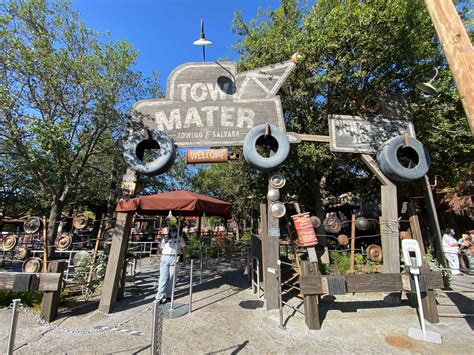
left=445, top=251, right=461, bottom=275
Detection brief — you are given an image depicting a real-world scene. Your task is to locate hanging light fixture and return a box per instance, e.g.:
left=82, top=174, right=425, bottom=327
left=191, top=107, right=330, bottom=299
left=193, top=19, right=212, bottom=62
left=416, top=68, right=439, bottom=95
left=167, top=210, right=173, bottom=219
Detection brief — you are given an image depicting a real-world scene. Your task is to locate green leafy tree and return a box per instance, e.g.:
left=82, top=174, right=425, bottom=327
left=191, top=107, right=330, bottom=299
left=0, top=0, right=152, bottom=247
left=228, top=0, right=472, bottom=222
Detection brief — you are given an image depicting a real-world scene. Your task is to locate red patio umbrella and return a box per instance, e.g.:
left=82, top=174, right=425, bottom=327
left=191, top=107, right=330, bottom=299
left=115, top=190, right=232, bottom=219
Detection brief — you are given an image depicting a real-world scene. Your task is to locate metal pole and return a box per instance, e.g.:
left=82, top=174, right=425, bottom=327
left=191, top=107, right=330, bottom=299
left=199, top=241, right=203, bottom=284
left=277, top=260, right=285, bottom=330
left=151, top=300, right=160, bottom=355
left=7, top=299, right=21, bottom=355
left=188, top=259, right=194, bottom=314
left=414, top=274, right=427, bottom=336
left=170, top=216, right=180, bottom=311
left=256, top=258, right=261, bottom=298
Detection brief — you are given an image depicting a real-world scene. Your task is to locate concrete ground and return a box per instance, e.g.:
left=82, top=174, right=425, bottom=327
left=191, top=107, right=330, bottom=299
left=0, top=256, right=472, bottom=354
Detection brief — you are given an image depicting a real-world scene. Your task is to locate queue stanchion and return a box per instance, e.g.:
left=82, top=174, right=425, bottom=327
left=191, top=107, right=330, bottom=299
left=6, top=299, right=21, bottom=355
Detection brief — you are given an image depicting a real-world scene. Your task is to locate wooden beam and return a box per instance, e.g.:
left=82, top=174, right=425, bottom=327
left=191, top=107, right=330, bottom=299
left=0, top=272, right=62, bottom=292
left=301, top=261, right=320, bottom=330
left=350, top=213, right=356, bottom=273
left=361, top=154, right=391, bottom=186
left=345, top=274, right=402, bottom=293
left=424, top=0, right=474, bottom=134
left=41, top=261, right=66, bottom=322
left=300, top=272, right=443, bottom=295
left=361, top=155, right=400, bottom=277
left=295, top=133, right=331, bottom=143
left=99, top=168, right=137, bottom=314
left=408, top=202, right=440, bottom=323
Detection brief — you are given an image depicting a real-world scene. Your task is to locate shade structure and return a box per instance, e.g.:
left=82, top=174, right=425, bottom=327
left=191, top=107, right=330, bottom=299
left=115, top=190, right=232, bottom=219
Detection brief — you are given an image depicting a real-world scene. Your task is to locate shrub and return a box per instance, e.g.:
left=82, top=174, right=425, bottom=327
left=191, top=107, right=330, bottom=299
left=330, top=251, right=351, bottom=274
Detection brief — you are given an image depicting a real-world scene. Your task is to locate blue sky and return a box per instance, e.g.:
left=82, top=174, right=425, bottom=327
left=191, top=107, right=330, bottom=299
left=72, top=0, right=283, bottom=88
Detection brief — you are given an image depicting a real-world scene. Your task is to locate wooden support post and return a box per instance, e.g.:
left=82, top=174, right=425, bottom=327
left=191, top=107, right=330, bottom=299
left=99, top=169, right=137, bottom=314
left=42, top=216, right=48, bottom=272
left=422, top=175, right=446, bottom=267
left=264, top=174, right=281, bottom=310
left=41, top=261, right=66, bottom=322
left=408, top=202, right=439, bottom=323
left=87, top=213, right=105, bottom=284
left=361, top=155, right=400, bottom=304
left=350, top=213, right=356, bottom=273
left=301, top=261, right=320, bottom=330
left=424, top=0, right=474, bottom=135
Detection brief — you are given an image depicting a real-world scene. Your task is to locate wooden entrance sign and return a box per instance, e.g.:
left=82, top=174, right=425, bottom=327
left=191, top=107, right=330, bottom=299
left=131, top=60, right=297, bottom=147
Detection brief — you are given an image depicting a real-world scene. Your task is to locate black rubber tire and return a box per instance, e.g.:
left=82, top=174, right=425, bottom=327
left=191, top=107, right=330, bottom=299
left=123, top=129, right=176, bottom=176
left=376, top=135, right=430, bottom=182
left=243, top=124, right=290, bottom=171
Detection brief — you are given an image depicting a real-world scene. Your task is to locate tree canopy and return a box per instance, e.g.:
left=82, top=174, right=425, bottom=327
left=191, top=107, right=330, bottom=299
left=193, top=0, right=472, bottom=227
left=0, top=0, right=155, bottom=241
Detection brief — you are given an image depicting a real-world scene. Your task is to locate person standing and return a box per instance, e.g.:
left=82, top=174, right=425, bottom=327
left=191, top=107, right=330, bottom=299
left=155, top=227, right=187, bottom=304
left=442, top=227, right=461, bottom=275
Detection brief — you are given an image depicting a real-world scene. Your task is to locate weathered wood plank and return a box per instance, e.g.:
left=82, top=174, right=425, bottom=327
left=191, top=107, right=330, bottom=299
left=0, top=272, right=61, bottom=292
left=422, top=271, right=444, bottom=290
left=99, top=169, right=137, bottom=314
left=408, top=202, right=440, bottom=323
left=345, top=274, right=402, bottom=293
left=41, top=261, right=66, bottom=322
left=300, top=275, right=324, bottom=295
left=301, top=262, right=320, bottom=330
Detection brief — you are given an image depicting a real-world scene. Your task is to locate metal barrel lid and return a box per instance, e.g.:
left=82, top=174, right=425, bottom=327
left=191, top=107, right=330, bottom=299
left=24, top=216, right=42, bottom=234
left=73, top=214, right=89, bottom=229
left=2, top=235, right=18, bottom=251
left=55, top=233, right=73, bottom=251
left=323, top=216, right=342, bottom=234
left=367, top=244, right=383, bottom=262
left=355, top=217, right=369, bottom=231
left=15, top=246, right=30, bottom=261
left=22, top=257, right=42, bottom=273
left=337, top=234, right=349, bottom=246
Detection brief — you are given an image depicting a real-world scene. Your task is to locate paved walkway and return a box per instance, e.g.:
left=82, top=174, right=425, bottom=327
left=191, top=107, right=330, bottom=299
left=0, top=256, right=472, bottom=354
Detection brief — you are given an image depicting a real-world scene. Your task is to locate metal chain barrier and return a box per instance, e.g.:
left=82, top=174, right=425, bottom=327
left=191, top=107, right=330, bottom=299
left=19, top=303, right=153, bottom=334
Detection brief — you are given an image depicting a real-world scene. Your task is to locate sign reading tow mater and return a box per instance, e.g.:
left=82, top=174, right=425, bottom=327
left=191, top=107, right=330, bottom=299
left=132, top=60, right=297, bottom=147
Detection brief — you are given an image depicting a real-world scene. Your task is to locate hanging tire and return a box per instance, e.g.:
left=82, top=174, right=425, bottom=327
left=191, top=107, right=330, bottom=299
left=24, top=216, right=42, bottom=234
left=376, top=135, right=430, bottom=182
left=243, top=124, right=290, bottom=171
left=123, top=128, right=176, bottom=176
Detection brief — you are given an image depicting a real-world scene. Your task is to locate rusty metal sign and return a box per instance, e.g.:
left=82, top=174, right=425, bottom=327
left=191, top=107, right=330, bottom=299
left=186, top=148, right=228, bottom=164
left=329, top=114, right=415, bottom=154
left=132, top=60, right=296, bottom=147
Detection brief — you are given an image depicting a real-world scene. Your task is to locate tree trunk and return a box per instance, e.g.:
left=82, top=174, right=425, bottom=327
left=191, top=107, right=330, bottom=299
left=47, top=199, right=64, bottom=255
left=105, top=157, right=118, bottom=229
